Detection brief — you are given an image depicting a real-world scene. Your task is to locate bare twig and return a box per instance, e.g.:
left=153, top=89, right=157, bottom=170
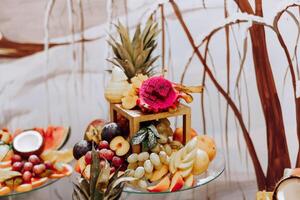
left=159, top=4, right=166, bottom=76
left=170, top=0, right=266, bottom=189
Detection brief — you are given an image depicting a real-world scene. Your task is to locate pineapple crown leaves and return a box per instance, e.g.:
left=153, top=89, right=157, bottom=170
left=73, top=178, right=90, bottom=200
left=131, top=124, right=160, bottom=151
left=107, top=16, right=160, bottom=80
left=73, top=147, right=136, bottom=200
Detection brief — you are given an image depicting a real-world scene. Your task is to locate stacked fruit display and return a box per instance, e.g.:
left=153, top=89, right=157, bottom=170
left=104, top=17, right=203, bottom=113
left=73, top=120, right=131, bottom=180
left=72, top=16, right=217, bottom=196
left=0, top=126, right=73, bottom=196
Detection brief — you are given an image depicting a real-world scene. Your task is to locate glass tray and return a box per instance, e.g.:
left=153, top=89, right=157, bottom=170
left=0, top=178, right=59, bottom=198
left=123, top=150, right=225, bottom=194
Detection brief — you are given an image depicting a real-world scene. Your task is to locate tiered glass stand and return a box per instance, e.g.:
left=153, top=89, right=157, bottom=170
left=123, top=151, right=225, bottom=195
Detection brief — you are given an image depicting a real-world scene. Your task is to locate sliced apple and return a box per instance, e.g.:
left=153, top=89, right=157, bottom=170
left=41, top=149, right=74, bottom=163
left=184, top=174, right=194, bottom=187
left=178, top=160, right=194, bottom=170
left=61, top=163, right=73, bottom=176
left=31, top=177, right=48, bottom=188
left=0, top=130, right=11, bottom=144
left=0, top=170, right=21, bottom=182
left=76, top=156, right=87, bottom=173
left=49, top=173, right=65, bottom=179
left=13, top=177, right=23, bottom=189
left=0, top=161, right=11, bottom=169
left=170, top=172, right=184, bottom=192
left=50, top=164, right=73, bottom=179
left=1, top=167, right=12, bottom=171
left=0, top=145, right=10, bottom=161
left=82, top=164, right=91, bottom=180
left=147, top=176, right=170, bottom=192
left=180, top=166, right=193, bottom=178
left=2, top=150, right=13, bottom=162
left=0, top=186, right=11, bottom=195
left=75, top=161, right=81, bottom=173
left=15, top=183, right=32, bottom=192
left=109, top=136, right=130, bottom=156
left=109, top=171, right=125, bottom=179
left=150, top=165, right=169, bottom=182
left=192, top=149, right=210, bottom=175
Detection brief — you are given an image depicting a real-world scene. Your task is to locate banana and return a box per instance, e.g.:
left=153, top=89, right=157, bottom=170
left=185, top=137, right=197, bottom=153
left=169, top=152, right=177, bottom=174
left=182, top=149, right=197, bottom=163
left=178, top=160, right=194, bottom=170
left=180, top=166, right=193, bottom=178
left=174, top=148, right=183, bottom=169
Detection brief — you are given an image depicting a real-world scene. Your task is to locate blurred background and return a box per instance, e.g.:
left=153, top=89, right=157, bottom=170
left=0, top=0, right=299, bottom=199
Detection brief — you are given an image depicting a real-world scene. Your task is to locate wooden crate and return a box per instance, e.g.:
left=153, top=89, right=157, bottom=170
left=110, top=103, right=191, bottom=153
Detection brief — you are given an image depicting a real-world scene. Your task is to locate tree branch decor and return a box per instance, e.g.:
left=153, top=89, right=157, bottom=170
left=169, top=0, right=300, bottom=191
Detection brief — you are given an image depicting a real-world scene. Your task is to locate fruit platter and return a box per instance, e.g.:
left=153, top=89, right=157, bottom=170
left=0, top=126, right=73, bottom=197
left=73, top=118, right=223, bottom=196
left=71, top=17, right=224, bottom=199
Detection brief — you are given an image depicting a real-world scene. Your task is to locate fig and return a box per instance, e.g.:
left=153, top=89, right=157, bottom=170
left=73, top=140, right=92, bottom=160
left=101, top=122, right=122, bottom=142
left=12, top=130, right=44, bottom=157
left=84, top=119, right=106, bottom=143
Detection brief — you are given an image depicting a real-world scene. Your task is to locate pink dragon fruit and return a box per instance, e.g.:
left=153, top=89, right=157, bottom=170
left=137, top=76, right=203, bottom=113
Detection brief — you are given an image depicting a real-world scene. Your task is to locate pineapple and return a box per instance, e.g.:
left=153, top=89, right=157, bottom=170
left=107, top=17, right=160, bottom=80
left=72, top=149, right=136, bottom=200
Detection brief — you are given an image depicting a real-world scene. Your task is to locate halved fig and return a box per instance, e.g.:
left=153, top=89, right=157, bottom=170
left=12, top=130, right=44, bottom=157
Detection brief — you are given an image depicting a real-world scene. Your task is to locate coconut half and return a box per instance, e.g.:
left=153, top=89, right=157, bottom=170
left=13, top=130, right=44, bottom=157
left=273, top=176, right=300, bottom=200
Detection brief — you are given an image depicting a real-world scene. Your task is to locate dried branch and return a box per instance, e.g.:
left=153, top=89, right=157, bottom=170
left=224, top=0, right=231, bottom=179
left=159, top=4, right=167, bottom=76
left=273, top=4, right=300, bottom=167
left=169, top=0, right=266, bottom=190
left=78, top=0, right=85, bottom=80
left=0, top=32, right=100, bottom=59
left=236, top=0, right=295, bottom=190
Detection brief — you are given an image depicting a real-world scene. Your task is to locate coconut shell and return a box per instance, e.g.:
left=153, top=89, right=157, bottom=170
left=273, top=175, right=300, bottom=200
left=12, top=130, right=44, bottom=157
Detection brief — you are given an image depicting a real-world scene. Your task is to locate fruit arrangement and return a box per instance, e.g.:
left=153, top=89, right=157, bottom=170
left=0, top=126, right=73, bottom=196
left=73, top=120, right=131, bottom=180
left=72, top=16, right=218, bottom=198
left=126, top=128, right=216, bottom=192
left=73, top=117, right=217, bottom=193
